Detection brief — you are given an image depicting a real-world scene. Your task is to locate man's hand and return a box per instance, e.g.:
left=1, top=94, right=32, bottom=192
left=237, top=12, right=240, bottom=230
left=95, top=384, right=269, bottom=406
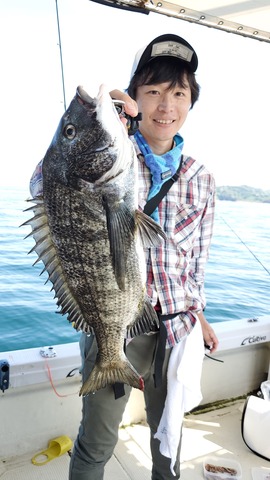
left=197, top=311, right=219, bottom=354
left=110, top=89, right=138, bottom=127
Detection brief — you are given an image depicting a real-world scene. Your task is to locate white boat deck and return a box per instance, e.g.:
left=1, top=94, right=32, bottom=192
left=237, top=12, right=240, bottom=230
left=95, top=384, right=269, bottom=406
left=1, top=399, right=270, bottom=480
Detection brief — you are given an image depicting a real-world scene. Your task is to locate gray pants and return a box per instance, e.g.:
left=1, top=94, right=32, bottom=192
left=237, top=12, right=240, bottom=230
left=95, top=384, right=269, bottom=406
left=69, top=332, right=181, bottom=480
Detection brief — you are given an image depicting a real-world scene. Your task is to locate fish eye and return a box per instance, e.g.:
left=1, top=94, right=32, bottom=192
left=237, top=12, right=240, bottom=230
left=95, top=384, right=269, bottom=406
left=64, top=124, right=76, bottom=140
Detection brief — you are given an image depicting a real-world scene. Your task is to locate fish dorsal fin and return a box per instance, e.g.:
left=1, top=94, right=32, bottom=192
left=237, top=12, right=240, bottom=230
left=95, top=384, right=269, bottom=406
left=135, top=210, right=167, bottom=248
left=102, top=196, right=135, bottom=291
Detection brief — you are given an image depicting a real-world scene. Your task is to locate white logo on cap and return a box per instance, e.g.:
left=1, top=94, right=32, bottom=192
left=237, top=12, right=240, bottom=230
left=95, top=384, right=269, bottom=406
left=151, top=41, right=193, bottom=63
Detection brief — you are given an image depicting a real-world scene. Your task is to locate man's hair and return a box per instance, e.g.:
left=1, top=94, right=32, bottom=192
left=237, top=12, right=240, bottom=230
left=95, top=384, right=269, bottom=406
left=127, top=57, right=200, bottom=109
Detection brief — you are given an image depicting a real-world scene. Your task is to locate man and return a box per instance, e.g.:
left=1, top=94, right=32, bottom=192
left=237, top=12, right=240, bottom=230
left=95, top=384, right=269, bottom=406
left=30, top=33, right=218, bottom=480
left=69, top=34, right=218, bottom=480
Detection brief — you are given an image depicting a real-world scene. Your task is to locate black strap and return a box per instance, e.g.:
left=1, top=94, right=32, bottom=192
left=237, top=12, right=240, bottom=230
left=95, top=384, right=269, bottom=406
left=153, top=312, right=180, bottom=388
left=153, top=318, right=167, bottom=388
left=113, top=382, right=125, bottom=399
left=143, top=155, right=183, bottom=217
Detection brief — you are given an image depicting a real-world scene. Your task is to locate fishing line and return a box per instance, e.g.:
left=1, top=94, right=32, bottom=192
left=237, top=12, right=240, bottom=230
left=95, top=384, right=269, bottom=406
left=55, top=0, right=67, bottom=111
left=45, top=359, right=79, bottom=398
left=220, top=216, right=270, bottom=277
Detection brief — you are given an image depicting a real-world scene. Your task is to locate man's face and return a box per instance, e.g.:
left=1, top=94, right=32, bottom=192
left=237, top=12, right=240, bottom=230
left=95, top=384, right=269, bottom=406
left=135, top=76, right=192, bottom=153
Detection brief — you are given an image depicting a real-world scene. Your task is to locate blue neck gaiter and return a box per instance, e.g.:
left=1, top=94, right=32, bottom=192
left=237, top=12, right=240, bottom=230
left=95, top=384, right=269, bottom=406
left=135, top=130, right=184, bottom=222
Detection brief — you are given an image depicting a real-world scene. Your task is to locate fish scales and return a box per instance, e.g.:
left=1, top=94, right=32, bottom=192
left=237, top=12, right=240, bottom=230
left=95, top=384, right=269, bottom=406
left=24, top=84, right=166, bottom=396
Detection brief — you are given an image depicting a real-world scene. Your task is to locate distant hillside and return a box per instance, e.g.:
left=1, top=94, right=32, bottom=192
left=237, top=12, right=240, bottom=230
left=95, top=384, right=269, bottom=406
left=216, top=185, right=270, bottom=203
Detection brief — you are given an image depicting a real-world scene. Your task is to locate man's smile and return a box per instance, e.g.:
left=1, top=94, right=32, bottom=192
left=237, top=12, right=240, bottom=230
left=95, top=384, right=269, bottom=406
left=154, top=119, right=175, bottom=124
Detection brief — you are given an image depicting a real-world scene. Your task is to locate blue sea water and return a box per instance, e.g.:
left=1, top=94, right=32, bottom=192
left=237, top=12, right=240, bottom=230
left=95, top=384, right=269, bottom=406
left=0, top=186, right=269, bottom=353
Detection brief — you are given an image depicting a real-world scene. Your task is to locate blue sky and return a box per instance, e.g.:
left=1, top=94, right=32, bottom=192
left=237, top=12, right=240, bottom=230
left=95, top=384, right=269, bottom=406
left=1, top=0, right=270, bottom=189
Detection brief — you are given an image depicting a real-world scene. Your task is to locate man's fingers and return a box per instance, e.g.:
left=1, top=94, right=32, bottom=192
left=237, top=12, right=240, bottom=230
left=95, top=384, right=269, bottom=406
left=110, top=89, right=138, bottom=117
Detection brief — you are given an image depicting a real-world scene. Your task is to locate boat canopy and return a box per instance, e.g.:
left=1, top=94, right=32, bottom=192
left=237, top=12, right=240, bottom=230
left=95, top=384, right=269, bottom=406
left=88, top=0, right=270, bottom=43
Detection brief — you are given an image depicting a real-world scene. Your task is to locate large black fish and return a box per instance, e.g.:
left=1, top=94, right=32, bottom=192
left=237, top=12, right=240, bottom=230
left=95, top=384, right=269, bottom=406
left=24, top=85, right=165, bottom=396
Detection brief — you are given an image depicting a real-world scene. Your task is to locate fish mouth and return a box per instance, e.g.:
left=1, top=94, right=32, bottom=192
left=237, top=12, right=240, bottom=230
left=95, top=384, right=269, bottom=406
left=82, top=139, right=115, bottom=155
left=76, top=85, right=96, bottom=106
left=93, top=141, right=114, bottom=152
left=76, top=85, right=116, bottom=153
left=84, top=133, right=115, bottom=154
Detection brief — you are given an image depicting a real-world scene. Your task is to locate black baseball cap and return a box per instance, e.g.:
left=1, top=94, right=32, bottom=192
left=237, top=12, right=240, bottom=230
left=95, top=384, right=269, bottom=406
left=131, top=33, right=198, bottom=77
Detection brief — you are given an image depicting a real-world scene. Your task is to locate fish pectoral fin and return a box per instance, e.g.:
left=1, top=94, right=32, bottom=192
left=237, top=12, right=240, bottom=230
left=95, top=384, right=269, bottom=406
left=103, top=197, right=135, bottom=291
left=128, top=298, right=159, bottom=337
left=135, top=210, right=167, bottom=248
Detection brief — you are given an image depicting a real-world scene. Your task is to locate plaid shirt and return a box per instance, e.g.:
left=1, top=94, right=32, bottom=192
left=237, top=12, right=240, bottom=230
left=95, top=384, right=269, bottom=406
left=30, top=138, right=215, bottom=347
left=30, top=159, right=43, bottom=197
left=131, top=136, right=216, bottom=346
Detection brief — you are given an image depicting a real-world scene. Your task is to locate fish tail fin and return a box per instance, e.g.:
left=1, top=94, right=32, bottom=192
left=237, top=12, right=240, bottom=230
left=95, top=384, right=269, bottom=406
left=79, top=359, right=144, bottom=396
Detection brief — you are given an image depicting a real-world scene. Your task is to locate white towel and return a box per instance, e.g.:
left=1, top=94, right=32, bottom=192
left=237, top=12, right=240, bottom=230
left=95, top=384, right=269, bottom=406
left=154, top=319, right=205, bottom=475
